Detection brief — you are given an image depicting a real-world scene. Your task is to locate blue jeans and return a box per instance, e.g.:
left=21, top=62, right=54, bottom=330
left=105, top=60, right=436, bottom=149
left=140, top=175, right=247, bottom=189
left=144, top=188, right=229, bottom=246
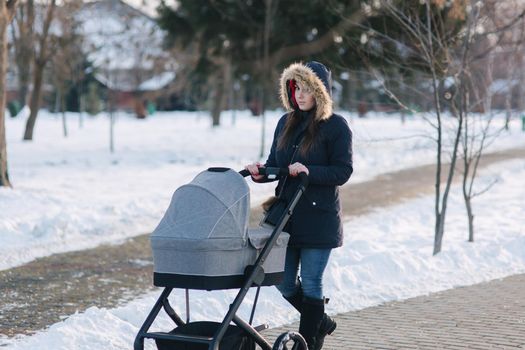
left=276, top=247, right=332, bottom=300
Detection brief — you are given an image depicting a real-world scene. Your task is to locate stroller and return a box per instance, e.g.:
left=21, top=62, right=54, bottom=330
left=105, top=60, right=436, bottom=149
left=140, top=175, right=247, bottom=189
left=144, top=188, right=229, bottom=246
left=134, top=167, right=309, bottom=350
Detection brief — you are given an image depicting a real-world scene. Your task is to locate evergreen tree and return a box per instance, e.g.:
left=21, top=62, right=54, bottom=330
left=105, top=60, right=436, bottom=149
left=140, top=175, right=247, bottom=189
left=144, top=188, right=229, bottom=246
left=157, top=1, right=465, bottom=123
left=157, top=0, right=365, bottom=124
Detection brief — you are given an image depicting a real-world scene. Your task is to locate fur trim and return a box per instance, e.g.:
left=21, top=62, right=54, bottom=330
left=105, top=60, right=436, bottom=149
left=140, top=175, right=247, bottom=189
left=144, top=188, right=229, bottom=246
left=279, top=62, right=333, bottom=121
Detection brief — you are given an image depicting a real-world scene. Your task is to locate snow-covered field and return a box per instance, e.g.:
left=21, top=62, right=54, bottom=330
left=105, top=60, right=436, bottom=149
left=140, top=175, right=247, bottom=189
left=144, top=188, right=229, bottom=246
left=1, top=110, right=524, bottom=349
left=2, top=109, right=524, bottom=271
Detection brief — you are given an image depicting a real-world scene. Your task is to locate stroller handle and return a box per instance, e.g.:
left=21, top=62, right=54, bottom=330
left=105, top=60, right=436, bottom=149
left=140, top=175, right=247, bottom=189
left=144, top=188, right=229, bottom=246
left=239, top=167, right=309, bottom=188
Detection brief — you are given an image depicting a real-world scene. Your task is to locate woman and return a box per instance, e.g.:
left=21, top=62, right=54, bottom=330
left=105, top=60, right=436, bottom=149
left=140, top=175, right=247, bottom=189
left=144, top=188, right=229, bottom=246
left=245, top=61, right=353, bottom=350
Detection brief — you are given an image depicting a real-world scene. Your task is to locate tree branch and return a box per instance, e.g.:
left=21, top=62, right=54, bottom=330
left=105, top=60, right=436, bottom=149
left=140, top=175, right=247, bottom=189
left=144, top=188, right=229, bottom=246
left=266, top=8, right=367, bottom=66
left=471, top=178, right=498, bottom=199
left=35, top=0, right=56, bottom=66
left=483, top=9, right=525, bottom=36
left=7, top=0, right=19, bottom=20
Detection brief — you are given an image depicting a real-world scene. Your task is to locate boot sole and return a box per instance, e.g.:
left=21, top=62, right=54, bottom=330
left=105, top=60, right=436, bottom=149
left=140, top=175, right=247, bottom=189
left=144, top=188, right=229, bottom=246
left=327, top=321, right=336, bottom=335
left=320, top=321, right=336, bottom=336
left=314, top=322, right=337, bottom=350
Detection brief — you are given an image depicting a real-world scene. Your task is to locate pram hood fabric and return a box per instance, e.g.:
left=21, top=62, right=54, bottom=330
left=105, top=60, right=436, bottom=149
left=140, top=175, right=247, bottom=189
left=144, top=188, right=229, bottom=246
left=151, top=168, right=250, bottom=250
left=150, top=168, right=289, bottom=283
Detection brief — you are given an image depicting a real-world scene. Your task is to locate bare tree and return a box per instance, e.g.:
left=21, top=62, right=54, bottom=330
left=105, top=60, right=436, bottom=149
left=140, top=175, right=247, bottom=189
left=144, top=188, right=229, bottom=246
left=361, top=1, right=525, bottom=253
left=458, top=0, right=525, bottom=242
left=51, top=22, right=69, bottom=138
left=23, top=0, right=56, bottom=140
left=50, top=0, right=83, bottom=138
left=258, top=0, right=279, bottom=158
left=106, top=62, right=115, bottom=154
left=10, top=0, right=33, bottom=114
left=450, top=4, right=480, bottom=245
left=1, top=0, right=20, bottom=187
left=359, top=1, right=467, bottom=255
left=210, top=55, right=231, bottom=127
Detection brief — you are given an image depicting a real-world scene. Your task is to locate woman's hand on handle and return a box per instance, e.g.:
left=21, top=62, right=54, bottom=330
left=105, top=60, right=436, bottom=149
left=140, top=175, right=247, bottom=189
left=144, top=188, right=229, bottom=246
left=245, top=162, right=265, bottom=181
left=288, top=162, right=309, bottom=177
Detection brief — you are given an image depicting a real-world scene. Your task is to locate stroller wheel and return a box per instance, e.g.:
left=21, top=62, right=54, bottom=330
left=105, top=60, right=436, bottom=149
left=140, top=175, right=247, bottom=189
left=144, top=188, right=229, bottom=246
left=272, top=331, right=308, bottom=350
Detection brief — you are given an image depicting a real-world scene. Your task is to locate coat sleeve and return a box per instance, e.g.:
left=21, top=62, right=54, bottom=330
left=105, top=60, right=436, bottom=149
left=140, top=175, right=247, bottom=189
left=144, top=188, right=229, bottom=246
left=307, top=117, right=353, bottom=186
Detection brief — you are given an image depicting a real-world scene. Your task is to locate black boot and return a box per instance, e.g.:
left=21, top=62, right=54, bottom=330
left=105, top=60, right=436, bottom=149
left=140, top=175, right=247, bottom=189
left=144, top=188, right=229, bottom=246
left=299, top=297, right=324, bottom=349
left=283, top=289, right=303, bottom=313
left=284, top=292, right=336, bottom=350
left=314, top=312, right=336, bottom=350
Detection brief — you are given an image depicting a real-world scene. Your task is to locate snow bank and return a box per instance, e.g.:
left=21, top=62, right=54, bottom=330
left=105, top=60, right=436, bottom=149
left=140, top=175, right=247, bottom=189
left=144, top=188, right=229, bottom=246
left=2, top=159, right=524, bottom=349
left=1, top=110, right=524, bottom=270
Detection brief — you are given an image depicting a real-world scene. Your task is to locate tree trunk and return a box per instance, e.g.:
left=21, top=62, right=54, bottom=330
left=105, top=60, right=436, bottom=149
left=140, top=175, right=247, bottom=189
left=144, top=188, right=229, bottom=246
left=0, top=0, right=18, bottom=187
left=108, top=89, right=114, bottom=153
left=54, top=86, right=60, bottom=112
left=465, top=195, right=474, bottom=242
left=434, top=101, right=463, bottom=255
left=13, top=0, right=33, bottom=114
left=259, top=86, right=266, bottom=159
left=110, top=110, right=114, bottom=153
left=439, top=87, right=466, bottom=255
left=516, top=53, right=525, bottom=113
left=504, top=94, right=511, bottom=131
left=22, top=0, right=55, bottom=140
left=23, top=62, right=45, bottom=140
left=61, top=90, right=68, bottom=138
left=432, top=80, right=443, bottom=255
left=78, top=84, right=84, bottom=129
left=229, top=73, right=236, bottom=126
left=17, top=80, right=29, bottom=112
left=211, top=87, right=223, bottom=127
left=0, top=117, right=10, bottom=187
left=230, top=84, right=237, bottom=126
left=133, top=93, right=146, bottom=119
left=16, top=48, right=31, bottom=111
left=462, top=99, right=477, bottom=243
left=211, top=76, right=226, bottom=127
left=0, top=30, right=12, bottom=186
left=433, top=213, right=444, bottom=255
left=398, top=72, right=406, bottom=124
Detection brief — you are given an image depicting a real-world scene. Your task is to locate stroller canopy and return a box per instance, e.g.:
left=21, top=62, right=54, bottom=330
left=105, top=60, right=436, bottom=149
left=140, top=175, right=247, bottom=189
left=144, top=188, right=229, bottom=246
left=152, top=168, right=250, bottom=249
left=150, top=167, right=289, bottom=287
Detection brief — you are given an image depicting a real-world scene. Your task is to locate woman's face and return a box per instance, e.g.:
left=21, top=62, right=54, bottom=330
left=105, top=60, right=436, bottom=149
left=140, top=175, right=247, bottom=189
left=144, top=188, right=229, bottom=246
left=295, top=82, right=316, bottom=111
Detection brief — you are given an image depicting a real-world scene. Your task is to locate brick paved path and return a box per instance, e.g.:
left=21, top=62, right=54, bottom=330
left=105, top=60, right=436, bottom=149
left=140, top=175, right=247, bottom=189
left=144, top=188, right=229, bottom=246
left=262, top=274, right=525, bottom=349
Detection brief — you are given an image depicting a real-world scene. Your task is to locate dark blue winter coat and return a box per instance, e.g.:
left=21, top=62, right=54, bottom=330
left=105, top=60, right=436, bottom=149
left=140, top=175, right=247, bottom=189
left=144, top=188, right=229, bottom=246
left=264, top=111, right=353, bottom=248
left=262, top=61, right=353, bottom=248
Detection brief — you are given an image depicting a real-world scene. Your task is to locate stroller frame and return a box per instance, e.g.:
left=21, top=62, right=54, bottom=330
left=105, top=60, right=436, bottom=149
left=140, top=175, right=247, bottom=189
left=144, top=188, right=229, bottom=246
left=134, top=168, right=309, bottom=350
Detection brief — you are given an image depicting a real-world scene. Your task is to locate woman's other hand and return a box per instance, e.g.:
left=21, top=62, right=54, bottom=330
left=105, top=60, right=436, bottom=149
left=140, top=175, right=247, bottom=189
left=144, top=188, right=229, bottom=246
left=288, top=162, right=309, bottom=177
left=245, top=162, right=265, bottom=181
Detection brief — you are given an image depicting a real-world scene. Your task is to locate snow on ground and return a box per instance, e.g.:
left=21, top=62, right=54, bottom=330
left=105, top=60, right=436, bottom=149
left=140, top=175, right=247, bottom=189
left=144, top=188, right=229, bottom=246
left=1, top=109, right=524, bottom=271
left=2, top=158, right=524, bottom=349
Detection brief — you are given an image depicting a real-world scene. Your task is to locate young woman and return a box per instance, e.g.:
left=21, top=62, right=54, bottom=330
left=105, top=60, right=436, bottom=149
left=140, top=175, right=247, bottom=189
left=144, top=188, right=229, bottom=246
left=245, top=61, right=353, bottom=350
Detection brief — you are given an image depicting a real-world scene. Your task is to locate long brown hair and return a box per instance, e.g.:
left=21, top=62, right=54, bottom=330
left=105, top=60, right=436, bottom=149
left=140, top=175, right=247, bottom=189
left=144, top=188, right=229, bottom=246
left=277, top=109, right=320, bottom=156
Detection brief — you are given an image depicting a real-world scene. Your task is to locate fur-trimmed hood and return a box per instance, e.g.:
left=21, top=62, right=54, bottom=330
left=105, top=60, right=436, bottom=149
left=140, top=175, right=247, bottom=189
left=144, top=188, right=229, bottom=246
left=279, top=61, right=333, bottom=121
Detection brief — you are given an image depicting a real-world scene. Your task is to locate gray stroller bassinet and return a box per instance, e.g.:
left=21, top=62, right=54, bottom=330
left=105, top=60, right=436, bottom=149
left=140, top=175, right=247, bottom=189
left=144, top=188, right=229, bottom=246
left=151, top=167, right=289, bottom=290
left=135, top=167, right=310, bottom=350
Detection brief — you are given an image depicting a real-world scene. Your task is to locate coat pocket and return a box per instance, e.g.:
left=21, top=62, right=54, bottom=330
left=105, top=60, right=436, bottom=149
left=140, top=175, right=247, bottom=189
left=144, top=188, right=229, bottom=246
left=302, top=191, right=335, bottom=212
